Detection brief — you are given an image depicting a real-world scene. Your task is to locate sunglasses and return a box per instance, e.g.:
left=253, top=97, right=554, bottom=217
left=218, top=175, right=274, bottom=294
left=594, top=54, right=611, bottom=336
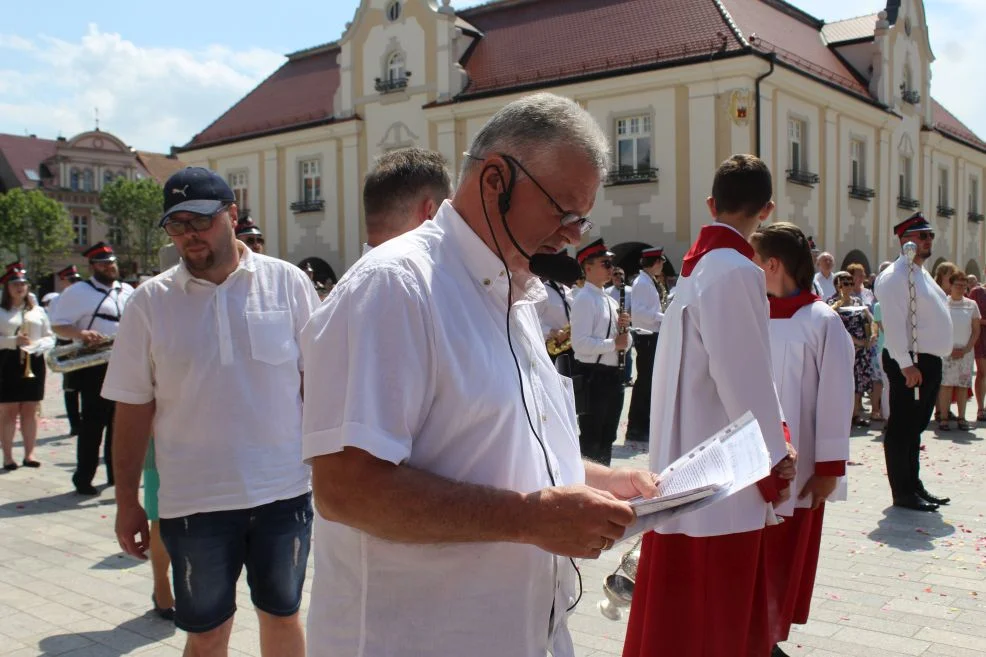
left=244, top=237, right=265, bottom=246
left=598, top=260, right=614, bottom=269
left=838, top=280, right=853, bottom=287
left=910, top=231, right=934, bottom=241
left=162, top=206, right=227, bottom=237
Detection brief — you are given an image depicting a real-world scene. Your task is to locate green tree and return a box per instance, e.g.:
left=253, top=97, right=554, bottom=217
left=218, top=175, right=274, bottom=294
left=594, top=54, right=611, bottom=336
left=97, top=177, right=168, bottom=274
left=0, top=188, right=74, bottom=277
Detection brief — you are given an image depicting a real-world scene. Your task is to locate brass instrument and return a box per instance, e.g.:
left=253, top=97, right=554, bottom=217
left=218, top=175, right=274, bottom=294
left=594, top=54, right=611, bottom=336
left=598, top=537, right=642, bottom=620
left=546, top=324, right=572, bottom=355
left=46, top=338, right=114, bottom=373
left=18, top=310, right=35, bottom=379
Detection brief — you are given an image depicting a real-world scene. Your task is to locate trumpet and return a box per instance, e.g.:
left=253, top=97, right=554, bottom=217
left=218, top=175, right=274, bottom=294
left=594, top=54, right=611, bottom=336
left=546, top=325, right=572, bottom=355
left=18, top=311, right=35, bottom=379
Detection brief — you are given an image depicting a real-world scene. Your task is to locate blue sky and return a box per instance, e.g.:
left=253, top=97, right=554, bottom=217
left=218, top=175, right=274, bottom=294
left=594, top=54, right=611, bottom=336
left=0, top=0, right=981, bottom=152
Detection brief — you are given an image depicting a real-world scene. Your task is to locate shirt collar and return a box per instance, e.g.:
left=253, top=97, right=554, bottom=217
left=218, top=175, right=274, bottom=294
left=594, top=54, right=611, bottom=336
left=435, top=200, right=546, bottom=305
left=176, top=241, right=257, bottom=291
left=583, top=281, right=608, bottom=297
left=88, top=277, right=121, bottom=292
left=362, top=243, right=373, bottom=257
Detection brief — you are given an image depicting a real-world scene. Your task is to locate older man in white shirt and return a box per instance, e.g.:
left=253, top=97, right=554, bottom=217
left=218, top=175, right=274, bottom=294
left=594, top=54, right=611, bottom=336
left=301, top=93, right=658, bottom=657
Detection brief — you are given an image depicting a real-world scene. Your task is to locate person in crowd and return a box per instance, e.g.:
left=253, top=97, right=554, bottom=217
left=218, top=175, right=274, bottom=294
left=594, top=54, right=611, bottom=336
left=624, top=155, right=795, bottom=657
left=625, top=247, right=669, bottom=448
left=966, top=274, right=979, bottom=294
left=846, top=263, right=883, bottom=422
left=829, top=271, right=876, bottom=427
left=538, top=277, right=574, bottom=363
left=572, top=270, right=586, bottom=297
left=968, top=278, right=986, bottom=421
left=606, top=266, right=633, bottom=384
left=870, top=261, right=894, bottom=423
left=572, top=239, right=632, bottom=465
left=300, top=93, right=658, bottom=657
left=108, top=167, right=319, bottom=656
left=50, top=242, right=134, bottom=495
left=848, top=263, right=875, bottom=309
left=49, top=265, right=84, bottom=436
left=812, top=251, right=836, bottom=299
left=937, top=271, right=981, bottom=431
left=933, top=261, right=957, bottom=294
left=235, top=216, right=265, bottom=254
left=751, top=223, right=854, bottom=657
left=142, top=437, right=174, bottom=621
left=0, top=263, right=55, bottom=470
left=362, top=147, right=452, bottom=256
left=874, top=213, right=952, bottom=512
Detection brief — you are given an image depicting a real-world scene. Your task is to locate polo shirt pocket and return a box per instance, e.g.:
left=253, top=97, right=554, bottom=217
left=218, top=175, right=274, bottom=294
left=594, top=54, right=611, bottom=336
left=246, top=310, right=296, bottom=366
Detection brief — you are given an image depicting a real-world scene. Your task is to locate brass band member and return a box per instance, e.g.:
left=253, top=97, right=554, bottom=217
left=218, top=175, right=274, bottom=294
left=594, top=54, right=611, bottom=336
left=52, top=264, right=85, bottom=436
left=625, top=247, right=668, bottom=447
left=235, top=216, right=265, bottom=254
left=0, top=262, right=55, bottom=470
left=571, top=238, right=632, bottom=465
left=540, top=278, right=574, bottom=362
left=50, top=242, right=134, bottom=495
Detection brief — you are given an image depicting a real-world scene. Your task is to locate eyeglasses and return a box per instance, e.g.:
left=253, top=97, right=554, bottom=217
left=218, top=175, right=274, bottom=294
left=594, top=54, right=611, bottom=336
left=497, top=154, right=594, bottom=235
left=162, top=206, right=227, bottom=237
left=838, top=280, right=853, bottom=287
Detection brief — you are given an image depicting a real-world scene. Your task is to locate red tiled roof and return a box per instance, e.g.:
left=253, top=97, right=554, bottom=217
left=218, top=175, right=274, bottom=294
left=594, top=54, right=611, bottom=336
left=0, top=133, right=58, bottom=188
left=821, top=13, right=879, bottom=45
left=135, top=151, right=187, bottom=184
left=458, top=0, right=746, bottom=97
left=932, top=99, right=986, bottom=152
left=720, top=0, right=872, bottom=99
left=182, top=47, right=341, bottom=150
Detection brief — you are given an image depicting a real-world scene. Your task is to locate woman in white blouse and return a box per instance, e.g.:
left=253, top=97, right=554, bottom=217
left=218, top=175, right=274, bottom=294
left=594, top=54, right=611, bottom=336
left=938, top=270, right=981, bottom=431
left=0, top=264, right=55, bottom=469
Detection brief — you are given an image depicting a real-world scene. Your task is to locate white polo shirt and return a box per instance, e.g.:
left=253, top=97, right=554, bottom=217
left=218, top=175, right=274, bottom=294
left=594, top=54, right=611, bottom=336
left=101, top=245, right=319, bottom=518
left=49, top=277, right=133, bottom=336
left=301, top=200, right=584, bottom=657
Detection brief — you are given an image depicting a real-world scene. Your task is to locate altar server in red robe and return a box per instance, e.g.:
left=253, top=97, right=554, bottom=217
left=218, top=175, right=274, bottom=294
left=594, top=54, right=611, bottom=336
left=751, top=223, right=854, bottom=655
left=623, top=155, right=795, bottom=657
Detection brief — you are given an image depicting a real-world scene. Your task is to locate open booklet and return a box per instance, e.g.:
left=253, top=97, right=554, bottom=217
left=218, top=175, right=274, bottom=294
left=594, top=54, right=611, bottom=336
left=618, top=411, right=772, bottom=544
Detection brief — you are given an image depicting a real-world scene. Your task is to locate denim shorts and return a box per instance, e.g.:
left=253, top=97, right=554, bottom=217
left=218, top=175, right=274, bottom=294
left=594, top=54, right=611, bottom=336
left=159, top=492, right=313, bottom=633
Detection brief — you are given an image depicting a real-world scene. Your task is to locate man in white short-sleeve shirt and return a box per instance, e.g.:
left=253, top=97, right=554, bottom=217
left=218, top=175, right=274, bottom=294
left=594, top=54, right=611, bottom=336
left=301, top=93, right=659, bottom=657
left=105, top=167, right=319, bottom=657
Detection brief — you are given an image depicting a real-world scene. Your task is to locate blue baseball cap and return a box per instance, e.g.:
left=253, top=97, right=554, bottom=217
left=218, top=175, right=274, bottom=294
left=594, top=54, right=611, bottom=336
left=160, top=167, right=235, bottom=226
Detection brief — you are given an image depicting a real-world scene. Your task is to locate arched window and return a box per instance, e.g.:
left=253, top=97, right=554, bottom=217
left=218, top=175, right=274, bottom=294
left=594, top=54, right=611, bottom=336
left=388, top=51, right=405, bottom=83
left=386, top=1, right=401, bottom=22
left=69, top=168, right=81, bottom=191
left=103, top=170, right=114, bottom=187
left=82, top=169, right=94, bottom=192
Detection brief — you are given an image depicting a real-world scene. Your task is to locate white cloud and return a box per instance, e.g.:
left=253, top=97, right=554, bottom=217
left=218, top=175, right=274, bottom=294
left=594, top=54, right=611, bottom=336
left=0, top=24, right=283, bottom=151
left=0, top=34, right=35, bottom=52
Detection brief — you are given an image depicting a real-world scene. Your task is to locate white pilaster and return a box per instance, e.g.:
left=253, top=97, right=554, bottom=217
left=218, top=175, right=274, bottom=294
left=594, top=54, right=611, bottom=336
left=263, top=149, right=280, bottom=258
left=824, top=109, right=838, bottom=251
left=688, top=83, right=717, bottom=242
left=877, top=128, right=892, bottom=264
left=342, top=134, right=361, bottom=268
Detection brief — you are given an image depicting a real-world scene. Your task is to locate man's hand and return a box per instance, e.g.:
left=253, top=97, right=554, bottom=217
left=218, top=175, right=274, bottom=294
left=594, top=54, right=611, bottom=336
left=799, top=475, right=838, bottom=510
left=115, top=501, right=150, bottom=560
left=773, top=442, right=798, bottom=481
left=15, top=335, right=30, bottom=347
left=523, top=485, right=635, bottom=559
left=603, top=467, right=660, bottom=501
left=902, top=365, right=923, bottom=389
left=80, top=330, right=107, bottom=346
left=615, top=333, right=630, bottom=351
left=617, top=312, right=631, bottom=332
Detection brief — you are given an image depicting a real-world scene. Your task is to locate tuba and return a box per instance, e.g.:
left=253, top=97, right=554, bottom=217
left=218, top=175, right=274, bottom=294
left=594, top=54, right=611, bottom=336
left=545, top=325, right=572, bottom=356
left=46, top=339, right=114, bottom=373
left=598, top=537, right=642, bottom=620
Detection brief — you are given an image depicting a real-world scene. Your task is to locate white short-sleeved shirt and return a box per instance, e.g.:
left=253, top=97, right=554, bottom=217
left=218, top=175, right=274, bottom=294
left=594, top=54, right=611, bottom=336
left=301, top=200, right=584, bottom=657
left=948, top=297, right=981, bottom=347
left=49, top=277, right=133, bottom=336
left=101, top=245, right=319, bottom=518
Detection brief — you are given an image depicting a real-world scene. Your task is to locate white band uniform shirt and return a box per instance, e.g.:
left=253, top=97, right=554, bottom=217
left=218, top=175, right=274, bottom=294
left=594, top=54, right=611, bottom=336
left=300, top=200, right=584, bottom=657
left=101, top=246, right=318, bottom=518
left=629, top=271, right=664, bottom=335
left=537, top=280, right=573, bottom=338
left=49, top=278, right=134, bottom=336
left=571, top=281, right=631, bottom=366
left=874, top=255, right=952, bottom=366
left=607, top=284, right=631, bottom=313
left=0, top=305, right=55, bottom=350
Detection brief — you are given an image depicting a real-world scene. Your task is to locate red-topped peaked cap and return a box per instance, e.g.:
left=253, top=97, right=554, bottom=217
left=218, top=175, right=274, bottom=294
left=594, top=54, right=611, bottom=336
left=57, top=264, right=82, bottom=281
left=83, top=241, right=117, bottom=263
left=641, top=247, right=664, bottom=260
left=893, top=212, right=934, bottom=238
left=235, top=217, right=263, bottom=237
left=576, top=238, right=614, bottom=264
left=0, top=261, right=27, bottom=285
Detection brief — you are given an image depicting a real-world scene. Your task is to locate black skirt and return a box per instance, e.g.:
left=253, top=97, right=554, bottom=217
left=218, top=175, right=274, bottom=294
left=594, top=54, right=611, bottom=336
left=0, top=349, right=46, bottom=402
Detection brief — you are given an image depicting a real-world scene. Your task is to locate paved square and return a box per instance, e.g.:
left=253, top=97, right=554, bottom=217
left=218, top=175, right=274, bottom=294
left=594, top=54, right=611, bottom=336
left=1, top=380, right=984, bottom=656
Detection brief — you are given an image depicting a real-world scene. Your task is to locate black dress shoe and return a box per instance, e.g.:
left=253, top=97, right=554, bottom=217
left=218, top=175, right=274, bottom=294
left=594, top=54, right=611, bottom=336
left=75, top=484, right=99, bottom=496
left=917, top=488, right=950, bottom=505
left=772, top=646, right=790, bottom=657
left=893, top=495, right=939, bottom=512
left=3, top=462, right=18, bottom=471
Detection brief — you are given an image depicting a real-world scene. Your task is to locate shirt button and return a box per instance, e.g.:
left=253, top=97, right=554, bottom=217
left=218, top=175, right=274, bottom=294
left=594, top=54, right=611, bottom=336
left=483, top=278, right=491, bottom=286
left=541, top=414, right=548, bottom=423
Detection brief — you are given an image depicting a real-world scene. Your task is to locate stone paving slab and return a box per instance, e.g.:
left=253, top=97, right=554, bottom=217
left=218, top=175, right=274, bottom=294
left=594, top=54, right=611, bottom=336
left=1, top=381, right=984, bottom=655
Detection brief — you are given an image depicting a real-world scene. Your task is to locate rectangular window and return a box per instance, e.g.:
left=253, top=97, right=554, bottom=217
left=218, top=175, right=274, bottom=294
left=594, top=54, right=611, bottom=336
left=788, top=118, right=806, bottom=171
left=850, top=139, right=865, bottom=187
left=971, top=176, right=980, bottom=213
left=899, top=156, right=912, bottom=198
left=107, top=217, right=123, bottom=246
left=301, top=159, right=321, bottom=203
left=228, top=172, right=248, bottom=212
left=73, top=215, right=89, bottom=247
left=615, top=115, right=652, bottom=172
left=938, top=167, right=949, bottom=207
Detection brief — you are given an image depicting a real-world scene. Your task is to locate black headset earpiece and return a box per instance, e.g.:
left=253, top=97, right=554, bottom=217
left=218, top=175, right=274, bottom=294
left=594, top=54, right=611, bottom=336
left=497, top=157, right=517, bottom=216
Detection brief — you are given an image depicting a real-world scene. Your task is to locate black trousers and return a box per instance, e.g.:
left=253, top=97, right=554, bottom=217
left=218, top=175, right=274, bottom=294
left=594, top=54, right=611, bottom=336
left=882, top=350, right=942, bottom=501
left=576, top=362, right=625, bottom=466
left=64, top=389, right=81, bottom=433
left=626, top=333, right=657, bottom=442
left=73, top=364, right=115, bottom=489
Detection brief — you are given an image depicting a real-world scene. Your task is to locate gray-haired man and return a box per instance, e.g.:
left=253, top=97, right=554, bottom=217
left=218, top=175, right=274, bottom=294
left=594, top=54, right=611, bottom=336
left=301, top=93, right=659, bottom=657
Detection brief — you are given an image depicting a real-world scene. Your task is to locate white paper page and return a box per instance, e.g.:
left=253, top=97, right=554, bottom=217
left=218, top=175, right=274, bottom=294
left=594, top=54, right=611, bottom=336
left=717, top=413, right=772, bottom=495
left=654, top=436, right=733, bottom=497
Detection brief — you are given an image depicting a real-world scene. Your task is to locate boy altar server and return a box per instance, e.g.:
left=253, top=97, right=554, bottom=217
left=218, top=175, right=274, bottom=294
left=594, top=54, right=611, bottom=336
left=751, top=223, right=854, bottom=655
left=623, top=155, right=795, bottom=657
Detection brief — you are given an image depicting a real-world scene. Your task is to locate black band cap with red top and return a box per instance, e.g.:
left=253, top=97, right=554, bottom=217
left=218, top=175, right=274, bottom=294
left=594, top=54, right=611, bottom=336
left=893, top=212, right=933, bottom=238
left=83, top=241, right=117, bottom=263
left=236, top=217, right=263, bottom=238
left=641, top=247, right=664, bottom=260
left=57, top=264, right=82, bottom=281
left=576, top=238, right=614, bottom=265
left=0, top=261, right=27, bottom=285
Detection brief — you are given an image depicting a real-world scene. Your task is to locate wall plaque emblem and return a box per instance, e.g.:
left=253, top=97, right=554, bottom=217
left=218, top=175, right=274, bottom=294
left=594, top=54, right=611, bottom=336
left=728, top=89, right=752, bottom=126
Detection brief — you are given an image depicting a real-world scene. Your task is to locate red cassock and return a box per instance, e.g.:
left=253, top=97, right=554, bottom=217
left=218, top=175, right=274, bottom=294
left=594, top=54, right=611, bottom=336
left=623, top=225, right=791, bottom=657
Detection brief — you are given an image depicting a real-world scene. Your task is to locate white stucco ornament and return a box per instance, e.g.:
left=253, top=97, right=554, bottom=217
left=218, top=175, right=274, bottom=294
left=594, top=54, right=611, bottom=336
left=728, top=89, right=751, bottom=126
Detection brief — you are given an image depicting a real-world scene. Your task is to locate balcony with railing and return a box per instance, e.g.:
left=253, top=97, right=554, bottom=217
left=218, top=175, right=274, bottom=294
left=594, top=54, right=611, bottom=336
left=969, top=211, right=985, bottom=223
left=936, top=205, right=956, bottom=218
left=290, top=199, right=325, bottom=214
left=786, top=169, right=820, bottom=187
left=605, top=166, right=659, bottom=186
left=902, top=89, right=921, bottom=105
left=848, top=184, right=875, bottom=200
left=375, top=75, right=409, bottom=94
left=897, top=196, right=921, bottom=210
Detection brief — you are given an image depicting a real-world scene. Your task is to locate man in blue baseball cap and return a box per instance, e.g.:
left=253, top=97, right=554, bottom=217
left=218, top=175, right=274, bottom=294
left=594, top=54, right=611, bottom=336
left=159, top=166, right=236, bottom=225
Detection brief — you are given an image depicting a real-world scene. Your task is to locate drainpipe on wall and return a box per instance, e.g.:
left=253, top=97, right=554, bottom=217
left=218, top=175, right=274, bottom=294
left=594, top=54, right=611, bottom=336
left=754, top=52, right=777, bottom=157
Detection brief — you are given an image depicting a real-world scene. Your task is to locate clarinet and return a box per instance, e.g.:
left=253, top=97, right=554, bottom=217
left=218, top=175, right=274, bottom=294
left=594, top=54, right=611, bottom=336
left=617, top=285, right=627, bottom=377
